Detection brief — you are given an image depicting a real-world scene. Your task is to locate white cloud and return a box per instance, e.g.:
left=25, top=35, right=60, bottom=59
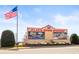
left=52, top=11, right=79, bottom=35
left=53, top=11, right=79, bottom=25
left=53, top=14, right=67, bottom=25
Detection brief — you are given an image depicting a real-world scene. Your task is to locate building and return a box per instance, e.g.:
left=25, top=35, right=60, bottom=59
left=24, top=25, right=70, bottom=45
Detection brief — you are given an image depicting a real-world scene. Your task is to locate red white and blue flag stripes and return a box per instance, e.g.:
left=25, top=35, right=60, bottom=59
left=4, top=6, right=17, bottom=19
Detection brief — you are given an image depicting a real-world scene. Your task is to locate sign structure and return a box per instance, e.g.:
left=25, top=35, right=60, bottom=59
left=26, top=25, right=67, bottom=39
left=24, top=25, right=69, bottom=45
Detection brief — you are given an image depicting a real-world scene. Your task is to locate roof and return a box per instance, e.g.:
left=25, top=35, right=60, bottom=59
left=53, top=29, right=67, bottom=32
left=27, top=25, right=67, bottom=32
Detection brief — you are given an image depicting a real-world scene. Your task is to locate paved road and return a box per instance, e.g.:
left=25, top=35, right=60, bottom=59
left=0, top=45, right=79, bottom=54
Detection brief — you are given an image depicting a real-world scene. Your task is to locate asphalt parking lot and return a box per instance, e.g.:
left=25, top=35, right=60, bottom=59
left=0, top=45, right=79, bottom=54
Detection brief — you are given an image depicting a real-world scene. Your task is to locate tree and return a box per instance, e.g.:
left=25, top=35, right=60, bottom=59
left=1, top=30, right=15, bottom=47
left=70, top=33, right=79, bottom=44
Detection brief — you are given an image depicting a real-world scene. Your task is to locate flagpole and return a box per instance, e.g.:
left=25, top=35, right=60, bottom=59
left=16, top=6, right=18, bottom=49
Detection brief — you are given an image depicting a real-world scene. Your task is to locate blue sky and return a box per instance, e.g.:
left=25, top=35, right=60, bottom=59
left=0, top=5, right=79, bottom=42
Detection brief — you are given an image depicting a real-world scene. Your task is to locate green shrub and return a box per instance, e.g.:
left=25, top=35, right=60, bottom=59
left=70, top=33, right=79, bottom=44
left=1, top=30, right=15, bottom=47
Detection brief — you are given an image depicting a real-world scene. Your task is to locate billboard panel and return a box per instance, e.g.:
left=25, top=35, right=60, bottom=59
left=53, top=32, right=67, bottom=39
left=28, top=32, right=45, bottom=39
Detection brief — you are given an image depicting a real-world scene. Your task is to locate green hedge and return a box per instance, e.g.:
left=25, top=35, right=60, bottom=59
left=1, top=30, right=15, bottom=47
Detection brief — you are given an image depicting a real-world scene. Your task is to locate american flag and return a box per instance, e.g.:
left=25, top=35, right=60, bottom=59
left=4, top=6, right=17, bottom=19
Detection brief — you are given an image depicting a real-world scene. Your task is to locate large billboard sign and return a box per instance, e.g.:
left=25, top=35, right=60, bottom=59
left=28, top=32, right=45, bottom=39
left=53, top=32, right=67, bottom=39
